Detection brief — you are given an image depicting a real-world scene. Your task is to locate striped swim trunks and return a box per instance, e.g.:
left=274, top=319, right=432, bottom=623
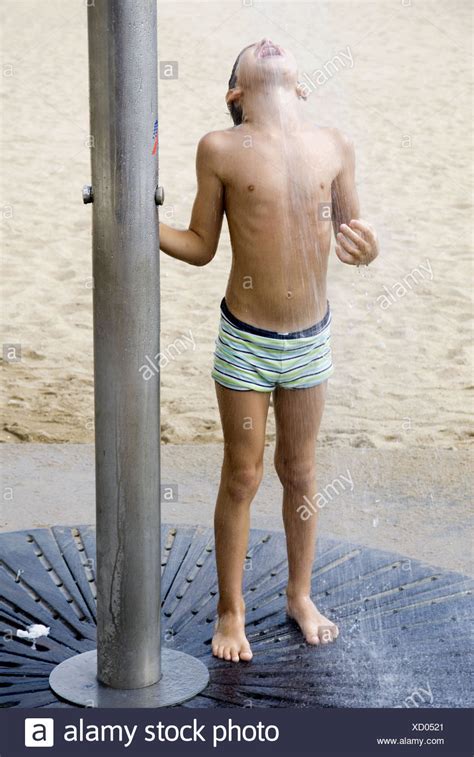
left=212, top=298, right=334, bottom=392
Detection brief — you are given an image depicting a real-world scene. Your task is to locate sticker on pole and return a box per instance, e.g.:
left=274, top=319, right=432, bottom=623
left=152, top=119, right=158, bottom=155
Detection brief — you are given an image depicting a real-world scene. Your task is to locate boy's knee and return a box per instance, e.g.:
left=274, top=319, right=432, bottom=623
left=223, top=460, right=263, bottom=503
left=274, top=455, right=315, bottom=493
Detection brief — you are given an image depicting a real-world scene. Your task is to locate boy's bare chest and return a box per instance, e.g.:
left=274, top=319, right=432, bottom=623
left=223, top=138, right=340, bottom=204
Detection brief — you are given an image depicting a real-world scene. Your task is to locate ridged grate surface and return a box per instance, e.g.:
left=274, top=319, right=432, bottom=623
left=0, top=525, right=472, bottom=708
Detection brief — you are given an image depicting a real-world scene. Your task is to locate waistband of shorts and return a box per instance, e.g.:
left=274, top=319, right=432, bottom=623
left=220, top=298, right=331, bottom=340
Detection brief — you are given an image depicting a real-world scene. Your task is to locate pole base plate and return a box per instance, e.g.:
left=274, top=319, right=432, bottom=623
left=49, top=649, right=209, bottom=708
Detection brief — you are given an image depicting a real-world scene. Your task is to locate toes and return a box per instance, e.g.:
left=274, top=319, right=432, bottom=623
left=213, top=640, right=254, bottom=662
left=319, top=624, right=339, bottom=643
left=319, top=627, right=333, bottom=644
left=307, top=633, right=320, bottom=645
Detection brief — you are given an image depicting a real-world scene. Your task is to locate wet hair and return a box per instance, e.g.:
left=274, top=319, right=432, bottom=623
left=227, top=44, right=254, bottom=126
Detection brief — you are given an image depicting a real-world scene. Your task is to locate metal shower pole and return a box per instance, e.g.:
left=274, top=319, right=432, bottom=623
left=49, top=0, right=208, bottom=706
left=89, top=0, right=161, bottom=691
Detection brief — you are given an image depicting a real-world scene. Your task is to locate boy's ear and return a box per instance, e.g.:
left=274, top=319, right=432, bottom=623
left=296, top=81, right=309, bottom=101
left=225, top=86, right=243, bottom=108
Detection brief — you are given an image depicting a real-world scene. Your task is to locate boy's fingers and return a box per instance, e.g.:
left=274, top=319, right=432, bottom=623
left=349, top=219, right=376, bottom=242
left=337, top=219, right=378, bottom=265
left=335, top=244, right=358, bottom=265
left=340, top=224, right=369, bottom=253
left=337, top=232, right=361, bottom=257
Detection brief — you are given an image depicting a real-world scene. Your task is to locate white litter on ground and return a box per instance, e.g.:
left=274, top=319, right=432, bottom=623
left=17, top=624, right=50, bottom=649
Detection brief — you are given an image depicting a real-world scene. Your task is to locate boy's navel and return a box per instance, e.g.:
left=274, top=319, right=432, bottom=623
left=247, top=184, right=255, bottom=191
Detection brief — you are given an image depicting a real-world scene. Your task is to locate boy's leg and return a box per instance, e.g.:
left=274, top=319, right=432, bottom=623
left=212, top=383, right=271, bottom=662
left=273, top=382, right=339, bottom=645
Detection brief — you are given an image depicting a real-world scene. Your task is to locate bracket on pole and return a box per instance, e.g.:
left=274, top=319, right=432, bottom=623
left=82, top=184, right=94, bottom=204
left=155, top=185, right=165, bottom=205
left=82, top=184, right=164, bottom=207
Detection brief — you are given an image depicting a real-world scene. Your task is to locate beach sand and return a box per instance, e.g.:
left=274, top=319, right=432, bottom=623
left=1, top=0, right=472, bottom=449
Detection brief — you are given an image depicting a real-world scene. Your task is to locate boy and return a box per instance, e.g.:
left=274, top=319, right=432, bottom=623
left=159, top=39, right=378, bottom=663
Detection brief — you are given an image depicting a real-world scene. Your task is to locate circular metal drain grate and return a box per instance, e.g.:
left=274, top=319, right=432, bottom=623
left=0, top=525, right=472, bottom=708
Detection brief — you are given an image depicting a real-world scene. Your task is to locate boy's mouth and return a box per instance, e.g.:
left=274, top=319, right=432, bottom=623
left=256, top=41, right=284, bottom=59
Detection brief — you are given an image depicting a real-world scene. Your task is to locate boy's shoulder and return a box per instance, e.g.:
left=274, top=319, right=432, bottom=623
left=195, top=128, right=246, bottom=176
left=310, top=125, right=355, bottom=177
left=312, top=123, right=352, bottom=147
left=197, top=127, right=237, bottom=153
left=313, top=124, right=354, bottom=152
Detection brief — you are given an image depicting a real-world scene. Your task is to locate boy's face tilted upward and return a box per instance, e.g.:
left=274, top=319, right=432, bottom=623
left=236, top=39, right=298, bottom=89
left=226, top=39, right=300, bottom=124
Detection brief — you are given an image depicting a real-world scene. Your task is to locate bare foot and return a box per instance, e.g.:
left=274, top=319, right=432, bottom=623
left=287, top=595, right=339, bottom=646
left=211, top=610, right=253, bottom=662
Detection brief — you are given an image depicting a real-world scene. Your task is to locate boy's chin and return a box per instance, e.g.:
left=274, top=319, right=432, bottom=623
left=253, top=65, right=298, bottom=84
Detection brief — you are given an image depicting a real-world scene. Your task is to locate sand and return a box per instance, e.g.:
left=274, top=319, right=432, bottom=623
left=1, top=0, right=472, bottom=449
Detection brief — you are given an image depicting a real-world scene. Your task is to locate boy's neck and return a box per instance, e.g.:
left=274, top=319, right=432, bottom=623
left=241, top=86, right=303, bottom=132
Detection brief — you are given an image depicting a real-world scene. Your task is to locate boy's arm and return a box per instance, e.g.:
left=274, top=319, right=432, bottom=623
left=330, top=131, right=378, bottom=266
left=159, top=132, right=224, bottom=266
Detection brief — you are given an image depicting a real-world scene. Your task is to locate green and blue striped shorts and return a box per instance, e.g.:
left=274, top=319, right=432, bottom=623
left=212, top=298, right=334, bottom=392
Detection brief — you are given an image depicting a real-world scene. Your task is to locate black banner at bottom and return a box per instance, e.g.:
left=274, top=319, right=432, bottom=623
left=1, top=707, right=472, bottom=757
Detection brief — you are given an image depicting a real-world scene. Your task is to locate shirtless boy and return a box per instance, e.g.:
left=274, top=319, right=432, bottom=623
left=159, top=38, right=379, bottom=663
